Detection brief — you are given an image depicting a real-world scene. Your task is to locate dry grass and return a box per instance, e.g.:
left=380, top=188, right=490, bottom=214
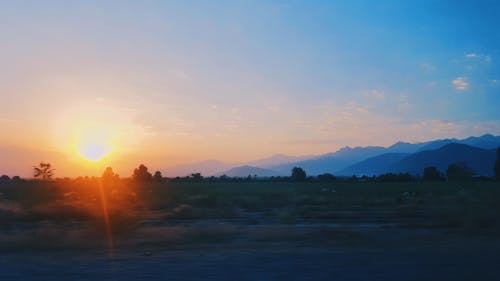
left=0, top=180, right=499, bottom=253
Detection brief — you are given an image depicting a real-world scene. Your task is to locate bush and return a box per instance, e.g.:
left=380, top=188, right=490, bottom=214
left=446, top=162, right=474, bottom=181
left=423, top=166, right=445, bottom=181
left=291, top=167, right=307, bottom=181
left=376, top=173, right=414, bottom=182
left=317, top=173, right=337, bottom=181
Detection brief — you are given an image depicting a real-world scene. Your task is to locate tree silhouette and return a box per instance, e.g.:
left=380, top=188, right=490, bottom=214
left=495, top=147, right=500, bottom=181
left=446, top=162, right=473, bottom=181
left=153, top=171, right=163, bottom=182
left=377, top=173, right=413, bottom=182
left=0, top=175, right=10, bottom=183
left=317, top=173, right=336, bottom=181
left=102, top=166, right=119, bottom=182
left=132, top=164, right=152, bottom=182
left=33, top=162, right=54, bottom=180
left=291, top=167, right=307, bottom=181
left=191, top=173, right=203, bottom=181
left=422, top=166, right=444, bottom=181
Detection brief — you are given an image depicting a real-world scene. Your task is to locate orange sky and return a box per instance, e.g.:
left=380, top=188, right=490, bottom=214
left=1, top=1, right=500, bottom=177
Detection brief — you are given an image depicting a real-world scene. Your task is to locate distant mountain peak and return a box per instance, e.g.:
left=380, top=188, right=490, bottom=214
left=437, top=142, right=486, bottom=151
left=392, top=141, right=411, bottom=145
left=217, top=165, right=281, bottom=177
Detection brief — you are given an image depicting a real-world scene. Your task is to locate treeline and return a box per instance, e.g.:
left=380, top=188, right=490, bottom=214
left=1, top=147, right=500, bottom=183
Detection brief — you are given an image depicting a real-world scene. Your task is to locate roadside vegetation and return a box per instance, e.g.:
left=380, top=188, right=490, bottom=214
left=0, top=170, right=499, bottom=253
left=0, top=158, right=499, bottom=253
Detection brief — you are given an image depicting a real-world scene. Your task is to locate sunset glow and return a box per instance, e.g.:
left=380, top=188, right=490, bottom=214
left=79, top=142, right=111, bottom=162
left=1, top=2, right=499, bottom=279
left=0, top=1, right=499, bottom=178
left=73, top=124, right=115, bottom=162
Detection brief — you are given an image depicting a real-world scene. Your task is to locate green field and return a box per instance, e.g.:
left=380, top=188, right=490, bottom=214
left=0, top=180, right=499, bottom=254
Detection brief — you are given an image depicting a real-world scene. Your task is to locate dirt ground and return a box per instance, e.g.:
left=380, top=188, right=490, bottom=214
left=1, top=225, right=499, bottom=281
left=1, top=181, right=500, bottom=280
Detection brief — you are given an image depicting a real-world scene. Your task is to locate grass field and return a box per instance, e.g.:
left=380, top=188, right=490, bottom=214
left=1, top=179, right=500, bottom=280
left=1, top=179, right=499, bottom=252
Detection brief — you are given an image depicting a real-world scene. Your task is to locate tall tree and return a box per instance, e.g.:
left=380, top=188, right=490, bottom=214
left=153, top=171, right=163, bottom=182
left=33, top=162, right=54, bottom=180
left=291, top=167, right=307, bottom=181
left=132, top=164, right=153, bottom=182
left=423, top=166, right=444, bottom=181
left=102, top=167, right=119, bottom=182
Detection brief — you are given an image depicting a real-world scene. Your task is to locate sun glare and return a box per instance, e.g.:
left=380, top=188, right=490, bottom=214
left=53, top=104, right=148, bottom=165
left=80, top=142, right=111, bottom=161
left=75, top=126, right=114, bottom=162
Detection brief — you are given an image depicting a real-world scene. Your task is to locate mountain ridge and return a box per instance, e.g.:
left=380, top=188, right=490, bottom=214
left=162, top=134, right=500, bottom=177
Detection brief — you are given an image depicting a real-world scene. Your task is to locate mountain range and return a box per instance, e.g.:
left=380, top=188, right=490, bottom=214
left=165, top=134, right=500, bottom=177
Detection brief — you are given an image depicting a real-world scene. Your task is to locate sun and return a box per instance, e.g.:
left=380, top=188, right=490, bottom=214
left=53, top=104, right=145, bottom=164
left=80, top=142, right=111, bottom=162
left=76, top=126, right=114, bottom=162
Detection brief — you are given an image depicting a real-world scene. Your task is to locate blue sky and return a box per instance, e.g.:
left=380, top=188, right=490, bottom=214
left=0, top=0, right=499, bottom=174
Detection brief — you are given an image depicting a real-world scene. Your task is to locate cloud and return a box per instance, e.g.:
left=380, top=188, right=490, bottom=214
left=425, top=81, right=437, bottom=88
left=419, top=62, right=437, bottom=73
left=0, top=117, right=19, bottom=125
left=397, top=102, right=412, bottom=112
left=465, top=53, right=492, bottom=62
left=266, top=105, right=281, bottom=112
left=298, top=101, right=500, bottom=149
left=168, top=69, right=190, bottom=80
left=452, top=77, right=468, bottom=91
left=363, top=89, right=385, bottom=100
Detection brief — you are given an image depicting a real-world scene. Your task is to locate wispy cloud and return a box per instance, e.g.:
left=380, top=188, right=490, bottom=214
left=266, top=105, right=281, bottom=112
left=397, top=102, right=412, bottom=112
left=363, top=89, right=385, bottom=100
left=0, top=117, right=19, bottom=124
left=425, top=81, right=438, bottom=88
left=452, top=77, right=468, bottom=91
left=419, top=62, right=437, bottom=73
left=465, top=53, right=492, bottom=62
left=285, top=100, right=500, bottom=149
left=168, top=69, right=190, bottom=80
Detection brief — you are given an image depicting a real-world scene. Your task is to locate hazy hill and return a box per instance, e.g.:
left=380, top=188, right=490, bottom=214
left=385, top=134, right=500, bottom=154
left=339, top=143, right=497, bottom=177
left=338, top=153, right=411, bottom=176
left=268, top=134, right=500, bottom=176
left=245, top=154, right=314, bottom=168
left=165, top=154, right=313, bottom=177
left=216, top=165, right=281, bottom=177
left=460, top=134, right=500, bottom=149
left=5, top=134, right=495, bottom=178
left=386, top=142, right=426, bottom=153
left=414, top=134, right=500, bottom=152
left=388, top=143, right=496, bottom=176
left=416, top=139, right=456, bottom=152
left=270, top=146, right=387, bottom=176
left=165, top=160, right=234, bottom=177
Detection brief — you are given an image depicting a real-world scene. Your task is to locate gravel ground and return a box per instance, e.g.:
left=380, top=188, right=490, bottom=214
left=1, top=237, right=499, bottom=281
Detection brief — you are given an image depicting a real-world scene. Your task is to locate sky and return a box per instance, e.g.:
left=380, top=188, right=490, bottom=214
left=1, top=0, right=500, bottom=177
